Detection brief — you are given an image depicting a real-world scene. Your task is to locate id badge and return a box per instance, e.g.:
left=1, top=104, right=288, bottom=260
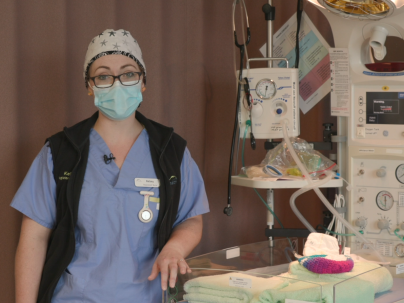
left=135, top=178, right=160, bottom=187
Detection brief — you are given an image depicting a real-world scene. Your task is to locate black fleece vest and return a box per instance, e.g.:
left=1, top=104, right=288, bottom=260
left=37, top=111, right=186, bottom=303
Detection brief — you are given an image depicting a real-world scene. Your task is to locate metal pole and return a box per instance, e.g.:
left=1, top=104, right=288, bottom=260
left=267, top=0, right=273, bottom=67
left=267, top=189, right=274, bottom=247
left=337, top=116, right=347, bottom=197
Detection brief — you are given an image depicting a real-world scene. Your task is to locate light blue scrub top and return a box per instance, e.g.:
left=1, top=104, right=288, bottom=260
left=11, top=128, right=210, bottom=303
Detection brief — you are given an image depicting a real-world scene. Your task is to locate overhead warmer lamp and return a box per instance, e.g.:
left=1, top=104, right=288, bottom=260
left=307, top=0, right=404, bottom=73
left=309, top=0, right=404, bottom=19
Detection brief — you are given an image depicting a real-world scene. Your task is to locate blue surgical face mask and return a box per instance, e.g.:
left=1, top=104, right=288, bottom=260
left=92, top=81, right=143, bottom=121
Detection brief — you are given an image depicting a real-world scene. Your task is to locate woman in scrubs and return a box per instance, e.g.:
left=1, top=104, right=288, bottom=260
left=12, top=29, right=209, bottom=302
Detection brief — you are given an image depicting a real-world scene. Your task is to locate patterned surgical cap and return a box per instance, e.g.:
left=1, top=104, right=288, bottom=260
left=83, top=29, right=146, bottom=83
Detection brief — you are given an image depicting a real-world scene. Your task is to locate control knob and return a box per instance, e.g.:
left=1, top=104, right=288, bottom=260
left=377, top=218, right=390, bottom=230
left=376, top=167, right=386, bottom=178
left=355, top=217, right=367, bottom=229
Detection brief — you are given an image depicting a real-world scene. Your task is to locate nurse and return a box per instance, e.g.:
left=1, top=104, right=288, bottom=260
left=12, top=29, right=209, bottom=303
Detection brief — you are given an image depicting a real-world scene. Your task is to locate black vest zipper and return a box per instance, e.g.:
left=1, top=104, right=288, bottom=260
left=157, top=132, right=173, bottom=245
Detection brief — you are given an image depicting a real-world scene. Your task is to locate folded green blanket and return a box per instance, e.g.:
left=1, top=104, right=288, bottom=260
left=183, top=272, right=284, bottom=303
left=253, top=275, right=374, bottom=303
left=182, top=261, right=393, bottom=303
left=253, top=261, right=392, bottom=303
left=288, top=260, right=393, bottom=294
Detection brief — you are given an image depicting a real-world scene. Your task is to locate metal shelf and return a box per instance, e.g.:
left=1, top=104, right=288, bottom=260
left=231, top=175, right=343, bottom=189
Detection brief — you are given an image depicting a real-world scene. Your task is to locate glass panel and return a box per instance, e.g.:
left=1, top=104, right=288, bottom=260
left=333, top=266, right=388, bottom=303
left=186, top=238, right=297, bottom=273
left=163, top=238, right=305, bottom=303
left=161, top=238, right=403, bottom=302
left=163, top=269, right=323, bottom=303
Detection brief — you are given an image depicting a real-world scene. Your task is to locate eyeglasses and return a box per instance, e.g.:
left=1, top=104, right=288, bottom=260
left=89, top=72, right=143, bottom=88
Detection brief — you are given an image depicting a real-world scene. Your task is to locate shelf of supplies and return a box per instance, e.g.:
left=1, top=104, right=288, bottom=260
left=231, top=175, right=343, bottom=189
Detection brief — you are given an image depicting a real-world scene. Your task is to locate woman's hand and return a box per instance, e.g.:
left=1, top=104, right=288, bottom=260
left=147, top=245, right=191, bottom=290
left=148, top=215, right=203, bottom=290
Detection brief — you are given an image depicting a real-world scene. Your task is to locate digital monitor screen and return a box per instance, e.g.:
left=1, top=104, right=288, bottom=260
left=366, top=92, right=404, bottom=125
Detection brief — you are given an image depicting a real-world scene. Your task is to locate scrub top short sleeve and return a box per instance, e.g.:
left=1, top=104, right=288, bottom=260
left=174, top=147, right=210, bottom=228
left=10, top=144, right=56, bottom=229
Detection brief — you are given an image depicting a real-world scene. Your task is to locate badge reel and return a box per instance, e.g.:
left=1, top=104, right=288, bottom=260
left=139, top=191, right=154, bottom=223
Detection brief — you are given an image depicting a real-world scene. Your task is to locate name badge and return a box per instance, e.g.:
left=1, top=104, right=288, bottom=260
left=135, top=178, right=160, bottom=188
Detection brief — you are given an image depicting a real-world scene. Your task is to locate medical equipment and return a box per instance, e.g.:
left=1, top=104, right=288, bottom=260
left=307, top=0, right=404, bottom=274
left=238, top=63, right=300, bottom=139
left=163, top=239, right=402, bottom=303
left=283, top=118, right=379, bottom=257
left=230, top=0, right=380, bottom=253
left=226, top=0, right=302, bottom=218
left=229, top=1, right=348, bottom=248
left=139, top=191, right=154, bottom=223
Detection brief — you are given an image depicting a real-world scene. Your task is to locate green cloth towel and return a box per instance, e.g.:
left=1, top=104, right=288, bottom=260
left=253, top=261, right=392, bottom=303
left=288, top=260, right=393, bottom=294
left=252, top=275, right=374, bottom=303
left=183, top=272, right=284, bottom=303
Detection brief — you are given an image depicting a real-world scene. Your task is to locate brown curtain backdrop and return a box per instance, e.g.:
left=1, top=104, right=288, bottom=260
left=0, top=1, right=335, bottom=301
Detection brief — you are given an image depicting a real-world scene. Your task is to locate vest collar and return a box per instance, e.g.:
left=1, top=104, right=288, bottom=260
left=63, top=111, right=174, bottom=153
left=63, top=111, right=98, bottom=151
left=135, top=111, right=174, bottom=153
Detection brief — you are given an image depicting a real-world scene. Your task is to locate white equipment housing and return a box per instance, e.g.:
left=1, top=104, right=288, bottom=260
left=238, top=67, right=300, bottom=139
left=308, top=0, right=404, bottom=272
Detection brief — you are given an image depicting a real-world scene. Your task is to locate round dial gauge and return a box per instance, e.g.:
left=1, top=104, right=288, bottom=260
left=376, top=191, right=394, bottom=211
left=255, top=79, right=276, bottom=100
left=395, top=244, right=404, bottom=258
left=396, top=164, right=404, bottom=184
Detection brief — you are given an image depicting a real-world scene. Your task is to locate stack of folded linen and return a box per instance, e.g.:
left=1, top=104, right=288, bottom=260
left=183, top=272, right=285, bottom=303
left=252, top=260, right=392, bottom=303
left=253, top=272, right=374, bottom=303
left=289, top=259, right=393, bottom=294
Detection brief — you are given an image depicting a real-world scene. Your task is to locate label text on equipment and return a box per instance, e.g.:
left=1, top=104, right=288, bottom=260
left=396, top=263, right=404, bottom=275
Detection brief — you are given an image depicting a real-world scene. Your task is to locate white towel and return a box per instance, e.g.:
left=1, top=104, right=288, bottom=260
left=183, top=272, right=284, bottom=303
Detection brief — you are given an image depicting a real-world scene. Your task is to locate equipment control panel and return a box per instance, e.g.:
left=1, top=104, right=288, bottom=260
left=350, top=84, right=404, bottom=147
left=238, top=68, right=300, bottom=139
left=349, top=152, right=404, bottom=264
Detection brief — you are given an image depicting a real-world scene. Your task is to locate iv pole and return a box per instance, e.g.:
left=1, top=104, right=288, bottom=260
left=262, top=0, right=276, bottom=249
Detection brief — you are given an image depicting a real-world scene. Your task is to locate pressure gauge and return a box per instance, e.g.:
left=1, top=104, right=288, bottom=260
left=396, top=164, right=404, bottom=184
left=376, top=191, right=394, bottom=211
left=255, top=79, right=276, bottom=100
left=395, top=244, right=404, bottom=258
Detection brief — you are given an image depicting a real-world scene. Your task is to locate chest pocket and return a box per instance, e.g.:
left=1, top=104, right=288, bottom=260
left=78, top=180, right=160, bottom=242
left=123, top=186, right=160, bottom=253
left=134, top=187, right=159, bottom=228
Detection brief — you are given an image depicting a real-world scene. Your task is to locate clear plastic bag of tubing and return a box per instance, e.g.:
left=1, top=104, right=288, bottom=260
left=241, top=137, right=338, bottom=179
